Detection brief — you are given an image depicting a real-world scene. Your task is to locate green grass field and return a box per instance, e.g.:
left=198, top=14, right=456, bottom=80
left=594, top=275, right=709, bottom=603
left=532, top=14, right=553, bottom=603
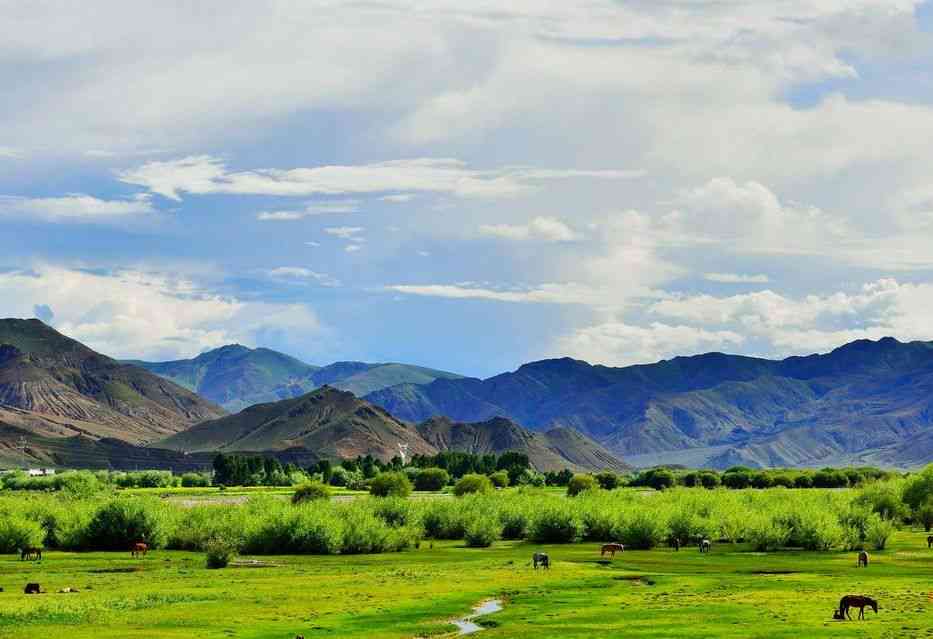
left=1, top=532, right=930, bottom=638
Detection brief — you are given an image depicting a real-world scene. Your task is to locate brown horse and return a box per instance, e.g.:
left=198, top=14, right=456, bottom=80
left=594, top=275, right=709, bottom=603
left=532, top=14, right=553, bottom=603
left=20, top=547, right=42, bottom=561
left=839, top=595, right=878, bottom=620
left=857, top=550, right=869, bottom=567
left=131, top=542, right=149, bottom=558
left=601, top=543, right=624, bottom=557
left=927, top=535, right=932, bottom=549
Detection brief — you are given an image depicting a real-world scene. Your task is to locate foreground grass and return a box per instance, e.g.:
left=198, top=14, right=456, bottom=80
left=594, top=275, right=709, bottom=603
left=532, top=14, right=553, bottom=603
left=0, top=532, right=930, bottom=638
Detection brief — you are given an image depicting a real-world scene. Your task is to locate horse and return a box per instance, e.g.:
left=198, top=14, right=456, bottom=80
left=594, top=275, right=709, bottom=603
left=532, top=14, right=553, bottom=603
left=857, top=550, right=869, bottom=567
left=671, top=538, right=680, bottom=551
left=532, top=552, right=550, bottom=570
left=601, top=543, right=624, bottom=557
left=832, top=609, right=845, bottom=620
left=699, top=539, right=711, bottom=553
left=24, top=583, right=41, bottom=595
left=839, top=595, right=878, bottom=620
left=131, top=542, right=149, bottom=558
left=927, top=535, right=932, bottom=549
left=20, top=547, right=42, bottom=561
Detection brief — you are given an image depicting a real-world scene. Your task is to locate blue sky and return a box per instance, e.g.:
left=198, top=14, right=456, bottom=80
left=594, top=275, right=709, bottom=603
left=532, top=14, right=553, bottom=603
left=4, top=1, right=933, bottom=378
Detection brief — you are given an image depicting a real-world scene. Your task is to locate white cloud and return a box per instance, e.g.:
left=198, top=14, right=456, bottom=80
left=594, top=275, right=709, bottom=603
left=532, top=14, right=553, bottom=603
left=0, top=193, right=155, bottom=222
left=345, top=244, right=363, bottom=253
left=386, top=282, right=637, bottom=306
left=479, top=216, right=580, bottom=242
left=266, top=267, right=341, bottom=287
left=118, top=155, right=640, bottom=201
left=257, top=201, right=359, bottom=221
left=305, top=241, right=321, bottom=247
left=324, top=226, right=365, bottom=241
left=0, top=265, right=324, bottom=360
left=0, top=147, right=20, bottom=158
left=555, top=321, right=746, bottom=366
left=704, top=273, right=771, bottom=284
left=381, top=194, right=415, bottom=203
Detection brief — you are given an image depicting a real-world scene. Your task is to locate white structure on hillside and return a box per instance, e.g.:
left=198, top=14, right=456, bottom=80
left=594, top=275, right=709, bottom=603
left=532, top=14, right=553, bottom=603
left=27, top=468, right=56, bottom=477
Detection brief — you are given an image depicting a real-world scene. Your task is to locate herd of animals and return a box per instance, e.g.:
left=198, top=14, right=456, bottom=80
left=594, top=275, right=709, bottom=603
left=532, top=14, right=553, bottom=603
left=13, top=535, right=933, bottom=624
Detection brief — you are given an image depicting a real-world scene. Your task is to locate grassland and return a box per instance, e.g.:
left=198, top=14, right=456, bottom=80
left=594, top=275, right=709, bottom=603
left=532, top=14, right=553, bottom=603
left=1, top=532, right=930, bottom=638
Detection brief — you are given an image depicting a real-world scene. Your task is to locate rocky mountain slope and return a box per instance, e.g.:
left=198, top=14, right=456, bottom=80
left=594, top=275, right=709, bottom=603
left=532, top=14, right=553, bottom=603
left=161, top=386, right=625, bottom=471
left=365, top=338, right=933, bottom=468
left=0, top=319, right=224, bottom=445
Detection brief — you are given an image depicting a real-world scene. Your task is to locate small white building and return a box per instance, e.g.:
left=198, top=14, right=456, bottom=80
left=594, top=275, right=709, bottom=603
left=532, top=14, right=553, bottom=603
left=26, top=468, right=56, bottom=477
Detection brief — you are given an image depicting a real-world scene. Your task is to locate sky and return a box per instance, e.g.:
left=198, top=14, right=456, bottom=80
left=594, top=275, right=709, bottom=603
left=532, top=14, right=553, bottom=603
left=3, top=1, right=933, bottom=378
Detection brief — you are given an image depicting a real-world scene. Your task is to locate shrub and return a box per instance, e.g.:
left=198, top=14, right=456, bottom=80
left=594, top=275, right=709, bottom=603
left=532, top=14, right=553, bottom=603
left=488, top=471, right=510, bottom=488
left=0, top=515, right=45, bottom=553
left=498, top=503, right=530, bottom=540
left=903, top=464, right=933, bottom=511
left=915, top=499, right=933, bottom=532
left=369, top=472, right=413, bottom=498
left=371, top=497, right=415, bottom=527
left=722, top=471, right=752, bottom=489
left=414, top=467, right=449, bottom=491
left=595, top=472, right=620, bottom=490
left=464, top=516, right=500, bottom=547
left=205, top=536, right=238, bottom=568
left=618, top=510, right=667, bottom=549
left=699, top=472, right=721, bottom=489
left=422, top=501, right=468, bottom=539
left=529, top=503, right=583, bottom=543
left=181, top=473, right=211, bottom=488
left=454, top=474, right=494, bottom=497
left=865, top=514, right=895, bottom=550
left=339, top=506, right=393, bottom=554
left=567, top=474, right=598, bottom=497
left=746, top=516, right=791, bottom=551
left=292, top=481, right=331, bottom=504
left=84, top=498, right=169, bottom=550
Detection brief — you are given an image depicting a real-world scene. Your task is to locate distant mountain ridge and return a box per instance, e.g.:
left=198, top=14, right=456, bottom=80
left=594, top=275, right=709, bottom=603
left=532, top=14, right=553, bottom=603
left=130, top=345, right=464, bottom=412
left=364, top=337, right=933, bottom=469
left=161, top=386, right=627, bottom=472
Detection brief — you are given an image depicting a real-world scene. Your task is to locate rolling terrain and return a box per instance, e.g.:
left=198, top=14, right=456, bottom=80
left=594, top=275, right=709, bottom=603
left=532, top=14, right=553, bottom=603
left=131, top=345, right=463, bottom=412
left=161, top=386, right=626, bottom=471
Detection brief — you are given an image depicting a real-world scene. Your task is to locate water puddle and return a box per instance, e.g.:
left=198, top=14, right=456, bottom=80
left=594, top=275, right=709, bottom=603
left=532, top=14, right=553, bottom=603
left=452, top=599, right=503, bottom=635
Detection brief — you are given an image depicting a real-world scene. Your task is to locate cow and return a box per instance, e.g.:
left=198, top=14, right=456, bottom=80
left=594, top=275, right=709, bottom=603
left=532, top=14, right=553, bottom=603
left=857, top=551, right=869, bottom=567
left=699, top=539, right=711, bottom=553
left=131, top=542, right=149, bottom=558
left=532, top=552, right=550, bottom=570
left=20, top=547, right=42, bottom=561
left=24, top=583, right=41, bottom=595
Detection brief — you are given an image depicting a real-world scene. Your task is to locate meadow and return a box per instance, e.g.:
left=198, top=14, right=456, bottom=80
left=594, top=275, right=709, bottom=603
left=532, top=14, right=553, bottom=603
left=0, top=469, right=931, bottom=638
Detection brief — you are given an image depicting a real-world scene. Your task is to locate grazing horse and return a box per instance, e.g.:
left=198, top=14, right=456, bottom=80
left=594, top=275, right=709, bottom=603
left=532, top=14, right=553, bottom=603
left=927, top=535, right=932, bottom=549
left=532, top=552, right=550, bottom=570
left=857, top=551, right=869, bottom=567
left=131, top=542, right=149, bottom=558
left=699, top=539, right=711, bottom=553
left=839, top=595, right=878, bottom=620
left=20, top=547, right=42, bottom=561
left=601, top=543, right=624, bottom=557
left=24, top=583, right=40, bottom=594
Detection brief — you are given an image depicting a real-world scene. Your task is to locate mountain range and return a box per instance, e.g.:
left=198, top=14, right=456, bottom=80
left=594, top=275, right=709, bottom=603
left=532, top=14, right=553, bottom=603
left=365, top=339, right=933, bottom=468
left=128, top=346, right=463, bottom=412
left=2, top=318, right=932, bottom=470
left=160, top=386, right=627, bottom=472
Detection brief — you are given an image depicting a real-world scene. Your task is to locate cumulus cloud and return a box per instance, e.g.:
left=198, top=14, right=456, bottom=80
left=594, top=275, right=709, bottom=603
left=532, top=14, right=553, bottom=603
left=0, top=266, right=324, bottom=360
left=0, top=193, right=155, bottom=222
left=479, top=216, right=580, bottom=242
